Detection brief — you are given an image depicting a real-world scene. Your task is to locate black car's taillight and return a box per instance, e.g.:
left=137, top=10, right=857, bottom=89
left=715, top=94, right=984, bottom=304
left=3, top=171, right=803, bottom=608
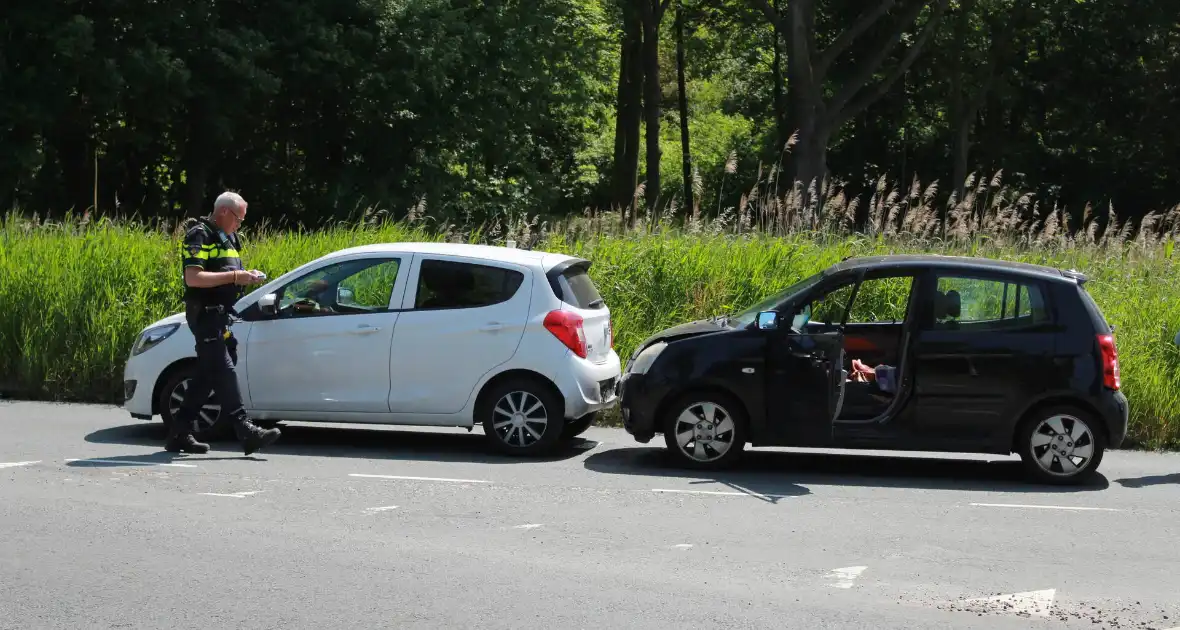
left=1097, top=334, right=1120, bottom=390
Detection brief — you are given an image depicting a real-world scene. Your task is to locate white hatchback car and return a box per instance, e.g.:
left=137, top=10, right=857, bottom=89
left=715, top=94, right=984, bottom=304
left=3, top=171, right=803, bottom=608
left=122, top=242, right=622, bottom=455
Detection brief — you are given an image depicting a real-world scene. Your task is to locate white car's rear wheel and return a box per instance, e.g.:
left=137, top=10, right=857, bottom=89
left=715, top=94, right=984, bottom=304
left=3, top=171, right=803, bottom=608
left=480, top=378, right=565, bottom=456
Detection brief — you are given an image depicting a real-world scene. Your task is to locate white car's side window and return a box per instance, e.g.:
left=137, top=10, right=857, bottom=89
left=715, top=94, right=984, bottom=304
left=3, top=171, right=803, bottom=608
left=411, top=258, right=524, bottom=310
left=275, top=257, right=402, bottom=317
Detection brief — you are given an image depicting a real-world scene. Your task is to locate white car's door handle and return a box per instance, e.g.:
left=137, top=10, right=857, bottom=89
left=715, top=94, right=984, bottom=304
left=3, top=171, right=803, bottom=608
left=351, top=324, right=381, bottom=334
left=479, top=322, right=505, bottom=333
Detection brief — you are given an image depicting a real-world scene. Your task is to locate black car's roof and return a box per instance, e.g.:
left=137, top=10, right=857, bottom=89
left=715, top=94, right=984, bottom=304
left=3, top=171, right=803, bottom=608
left=825, top=254, right=1085, bottom=284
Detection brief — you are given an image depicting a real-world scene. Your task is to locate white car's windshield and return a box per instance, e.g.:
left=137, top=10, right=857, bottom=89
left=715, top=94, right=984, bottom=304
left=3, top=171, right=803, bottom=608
left=728, top=271, right=825, bottom=328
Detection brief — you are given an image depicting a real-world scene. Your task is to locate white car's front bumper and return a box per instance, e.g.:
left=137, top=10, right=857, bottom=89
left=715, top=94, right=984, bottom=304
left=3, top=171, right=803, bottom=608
left=121, top=314, right=195, bottom=420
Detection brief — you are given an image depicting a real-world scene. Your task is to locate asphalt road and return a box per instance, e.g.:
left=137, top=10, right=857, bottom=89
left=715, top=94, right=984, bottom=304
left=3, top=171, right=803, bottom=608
left=2, top=401, right=1178, bottom=630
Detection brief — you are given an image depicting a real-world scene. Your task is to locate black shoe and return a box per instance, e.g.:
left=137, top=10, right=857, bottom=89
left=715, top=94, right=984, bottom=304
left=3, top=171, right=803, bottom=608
left=238, top=422, right=281, bottom=456
left=165, top=433, right=210, bottom=455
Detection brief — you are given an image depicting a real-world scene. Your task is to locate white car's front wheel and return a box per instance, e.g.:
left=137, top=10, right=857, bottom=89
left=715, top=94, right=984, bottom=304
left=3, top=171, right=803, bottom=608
left=157, top=367, right=232, bottom=441
left=480, top=378, right=566, bottom=456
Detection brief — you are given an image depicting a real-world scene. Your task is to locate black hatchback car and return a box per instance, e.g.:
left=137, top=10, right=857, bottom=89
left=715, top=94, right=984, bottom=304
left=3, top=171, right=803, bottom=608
left=618, top=254, right=1128, bottom=484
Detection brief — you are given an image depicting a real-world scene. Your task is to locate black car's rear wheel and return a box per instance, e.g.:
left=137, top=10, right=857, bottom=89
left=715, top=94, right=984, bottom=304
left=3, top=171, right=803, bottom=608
left=1016, top=405, right=1106, bottom=485
left=662, top=392, right=747, bottom=470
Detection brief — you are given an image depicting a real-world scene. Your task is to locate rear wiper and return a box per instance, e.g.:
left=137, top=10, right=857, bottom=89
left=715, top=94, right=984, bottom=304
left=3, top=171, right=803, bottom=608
left=587, top=298, right=605, bottom=309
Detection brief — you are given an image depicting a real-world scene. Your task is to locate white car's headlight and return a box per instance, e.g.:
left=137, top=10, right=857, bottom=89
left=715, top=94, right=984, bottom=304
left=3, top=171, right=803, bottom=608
left=131, top=323, right=180, bottom=356
left=626, top=341, right=667, bottom=375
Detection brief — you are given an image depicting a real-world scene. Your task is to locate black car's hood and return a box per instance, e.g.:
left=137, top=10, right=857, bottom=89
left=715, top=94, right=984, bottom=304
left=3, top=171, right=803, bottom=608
left=629, top=318, right=726, bottom=361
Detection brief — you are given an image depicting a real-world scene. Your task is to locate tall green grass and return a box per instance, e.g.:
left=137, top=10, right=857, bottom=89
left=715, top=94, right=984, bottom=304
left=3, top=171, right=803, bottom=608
left=4, top=170, right=1180, bottom=450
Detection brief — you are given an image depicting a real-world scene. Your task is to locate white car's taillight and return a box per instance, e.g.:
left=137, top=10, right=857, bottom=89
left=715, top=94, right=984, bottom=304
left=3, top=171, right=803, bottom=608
left=544, top=310, right=588, bottom=358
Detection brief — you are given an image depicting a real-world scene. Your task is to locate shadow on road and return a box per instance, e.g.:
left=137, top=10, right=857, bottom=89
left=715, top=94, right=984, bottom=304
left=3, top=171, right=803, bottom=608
left=84, top=421, right=597, bottom=465
left=582, top=445, right=1111, bottom=494
left=1114, top=472, right=1180, bottom=488
left=65, top=452, right=257, bottom=467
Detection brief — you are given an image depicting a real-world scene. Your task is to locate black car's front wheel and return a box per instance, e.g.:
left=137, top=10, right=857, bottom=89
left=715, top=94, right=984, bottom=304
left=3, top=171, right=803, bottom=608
left=1016, top=405, right=1106, bottom=485
left=662, top=392, right=747, bottom=470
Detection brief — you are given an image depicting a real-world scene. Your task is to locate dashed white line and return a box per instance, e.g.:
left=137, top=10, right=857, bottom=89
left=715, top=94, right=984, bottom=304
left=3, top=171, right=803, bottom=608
left=513, top=523, right=543, bottom=530
left=349, top=473, right=491, bottom=484
left=199, top=491, right=261, bottom=498
left=671, top=543, right=693, bottom=550
left=969, top=502, right=1122, bottom=512
left=652, top=488, right=748, bottom=496
left=65, top=458, right=198, bottom=468
left=365, top=505, right=400, bottom=513
left=960, top=589, right=1056, bottom=617
left=826, top=566, right=867, bottom=589
left=651, top=488, right=793, bottom=499
left=0, top=461, right=41, bottom=469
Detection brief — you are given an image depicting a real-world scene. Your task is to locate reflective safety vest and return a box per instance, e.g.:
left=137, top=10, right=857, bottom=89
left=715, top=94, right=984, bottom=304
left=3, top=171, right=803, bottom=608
left=179, top=216, right=245, bottom=308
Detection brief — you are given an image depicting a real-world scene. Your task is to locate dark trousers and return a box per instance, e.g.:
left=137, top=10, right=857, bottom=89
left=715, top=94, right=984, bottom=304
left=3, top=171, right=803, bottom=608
left=173, top=304, right=249, bottom=436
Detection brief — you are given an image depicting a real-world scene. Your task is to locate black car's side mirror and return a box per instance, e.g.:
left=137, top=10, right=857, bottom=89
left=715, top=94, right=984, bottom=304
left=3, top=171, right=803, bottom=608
left=258, top=293, right=279, bottom=317
left=756, top=311, right=780, bottom=330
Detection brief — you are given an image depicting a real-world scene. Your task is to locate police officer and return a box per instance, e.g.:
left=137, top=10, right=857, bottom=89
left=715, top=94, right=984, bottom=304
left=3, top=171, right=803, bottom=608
left=166, top=191, right=281, bottom=456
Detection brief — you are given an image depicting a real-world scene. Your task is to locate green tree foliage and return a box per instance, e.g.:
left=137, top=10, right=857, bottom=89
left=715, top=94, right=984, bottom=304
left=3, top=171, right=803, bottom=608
left=1, top=0, right=1177, bottom=226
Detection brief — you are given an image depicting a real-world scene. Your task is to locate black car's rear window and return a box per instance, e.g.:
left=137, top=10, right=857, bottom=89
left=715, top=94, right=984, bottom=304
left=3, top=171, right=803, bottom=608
left=1077, top=284, right=1112, bottom=334
left=557, top=267, right=605, bottom=310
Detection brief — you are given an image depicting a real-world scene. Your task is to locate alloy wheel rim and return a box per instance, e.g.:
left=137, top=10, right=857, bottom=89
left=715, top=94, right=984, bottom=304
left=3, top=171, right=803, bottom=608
left=1030, top=414, right=1096, bottom=477
left=169, top=378, right=221, bottom=432
left=493, top=391, right=548, bottom=448
left=673, top=402, right=736, bottom=462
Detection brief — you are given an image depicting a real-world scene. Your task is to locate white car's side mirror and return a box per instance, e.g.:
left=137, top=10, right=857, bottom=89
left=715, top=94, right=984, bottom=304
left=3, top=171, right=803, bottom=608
left=258, top=293, right=278, bottom=316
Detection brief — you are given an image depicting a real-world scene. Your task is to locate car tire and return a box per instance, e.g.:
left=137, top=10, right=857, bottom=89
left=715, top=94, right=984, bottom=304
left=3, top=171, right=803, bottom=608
left=561, top=413, right=597, bottom=439
left=662, top=391, right=747, bottom=470
left=1016, top=404, right=1106, bottom=485
left=480, top=378, right=566, bottom=457
left=157, top=367, right=235, bottom=442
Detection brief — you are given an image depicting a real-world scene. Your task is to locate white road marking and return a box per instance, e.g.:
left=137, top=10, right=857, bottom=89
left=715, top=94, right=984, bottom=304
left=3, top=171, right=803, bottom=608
left=826, top=566, right=867, bottom=589
left=349, top=473, right=491, bottom=484
left=960, top=589, right=1056, bottom=617
left=672, top=544, right=693, bottom=550
left=0, top=460, right=41, bottom=469
left=514, top=524, right=543, bottom=530
left=65, top=458, right=198, bottom=468
left=199, top=491, right=261, bottom=498
left=970, top=502, right=1122, bottom=512
left=365, top=505, right=400, bottom=513
left=651, top=488, right=793, bottom=499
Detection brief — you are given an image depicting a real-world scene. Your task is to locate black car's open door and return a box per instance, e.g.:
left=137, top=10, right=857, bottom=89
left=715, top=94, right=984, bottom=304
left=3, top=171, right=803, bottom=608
left=759, top=273, right=859, bottom=447
left=763, top=321, right=847, bottom=447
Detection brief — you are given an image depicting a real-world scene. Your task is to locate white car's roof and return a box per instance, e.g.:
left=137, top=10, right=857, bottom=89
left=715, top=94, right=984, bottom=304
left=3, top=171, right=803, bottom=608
left=320, top=241, right=578, bottom=268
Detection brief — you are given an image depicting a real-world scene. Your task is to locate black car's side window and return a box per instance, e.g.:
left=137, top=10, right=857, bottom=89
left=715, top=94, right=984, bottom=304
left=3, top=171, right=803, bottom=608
left=932, top=275, right=1050, bottom=330
left=845, top=275, right=915, bottom=323
left=413, top=258, right=524, bottom=310
left=809, top=282, right=856, bottom=325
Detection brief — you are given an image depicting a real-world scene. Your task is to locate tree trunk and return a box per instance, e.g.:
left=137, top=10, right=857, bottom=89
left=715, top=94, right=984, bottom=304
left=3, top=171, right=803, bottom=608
left=182, top=100, right=213, bottom=218
left=610, top=4, right=643, bottom=219
left=52, top=138, right=93, bottom=218
left=675, top=0, right=692, bottom=215
left=641, top=10, right=662, bottom=214
left=771, top=0, right=788, bottom=153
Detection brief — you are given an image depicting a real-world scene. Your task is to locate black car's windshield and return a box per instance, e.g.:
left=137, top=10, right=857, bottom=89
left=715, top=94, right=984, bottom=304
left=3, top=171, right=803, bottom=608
left=727, top=271, right=825, bottom=328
